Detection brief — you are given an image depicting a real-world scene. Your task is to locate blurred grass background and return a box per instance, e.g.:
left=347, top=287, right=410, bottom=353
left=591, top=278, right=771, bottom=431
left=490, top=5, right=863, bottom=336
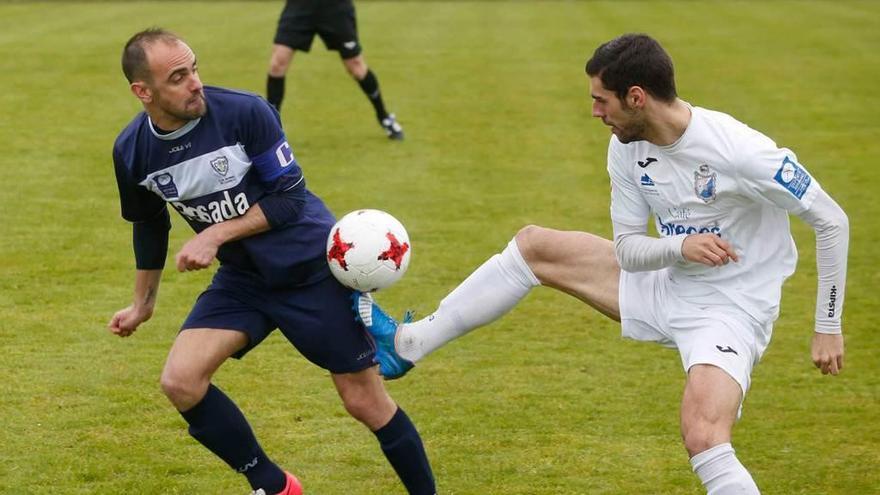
left=0, top=1, right=877, bottom=493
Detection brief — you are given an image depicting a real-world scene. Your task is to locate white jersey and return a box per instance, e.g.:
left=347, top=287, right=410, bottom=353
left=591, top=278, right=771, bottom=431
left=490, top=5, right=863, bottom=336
left=608, top=105, right=822, bottom=327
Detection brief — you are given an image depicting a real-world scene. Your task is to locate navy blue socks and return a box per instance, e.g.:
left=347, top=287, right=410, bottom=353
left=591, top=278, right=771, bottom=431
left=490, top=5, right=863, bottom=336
left=180, top=384, right=286, bottom=493
left=374, top=407, right=436, bottom=495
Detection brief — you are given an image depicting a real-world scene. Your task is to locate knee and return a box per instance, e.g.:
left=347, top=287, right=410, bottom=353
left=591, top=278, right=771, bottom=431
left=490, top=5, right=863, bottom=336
left=338, top=384, right=394, bottom=429
left=269, top=58, right=289, bottom=77
left=344, top=57, right=368, bottom=80
left=514, top=225, right=549, bottom=264
left=269, top=50, right=293, bottom=77
left=160, top=369, right=205, bottom=410
left=341, top=392, right=373, bottom=422
left=681, top=416, right=730, bottom=457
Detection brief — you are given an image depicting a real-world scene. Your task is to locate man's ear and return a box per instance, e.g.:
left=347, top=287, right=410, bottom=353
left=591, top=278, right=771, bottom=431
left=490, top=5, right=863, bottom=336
left=130, top=81, right=152, bottom=104
left=627, top=86, right=647, bottom=109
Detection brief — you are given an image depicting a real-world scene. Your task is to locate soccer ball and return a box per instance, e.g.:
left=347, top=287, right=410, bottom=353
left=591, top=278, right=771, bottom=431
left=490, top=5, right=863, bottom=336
left=326, top=209, right=411, bottom=292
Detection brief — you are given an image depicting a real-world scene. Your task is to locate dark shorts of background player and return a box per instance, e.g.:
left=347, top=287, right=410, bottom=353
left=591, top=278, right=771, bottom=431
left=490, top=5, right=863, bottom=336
left=273, top=0, right=362, bottom=59
left=181, top=262, right=377, bottom=374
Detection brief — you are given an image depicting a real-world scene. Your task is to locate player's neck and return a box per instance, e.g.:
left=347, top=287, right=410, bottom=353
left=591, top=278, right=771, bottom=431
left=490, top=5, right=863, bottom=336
left=644, top=99, right=691, bottom=147
left=148, top=114, right=189, bottom=133
left=145, top=104, right=190, bottom=133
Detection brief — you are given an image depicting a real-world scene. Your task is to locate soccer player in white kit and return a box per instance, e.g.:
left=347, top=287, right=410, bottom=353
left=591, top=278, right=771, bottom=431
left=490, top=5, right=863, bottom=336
left=356, top=33, right=849, bottom=493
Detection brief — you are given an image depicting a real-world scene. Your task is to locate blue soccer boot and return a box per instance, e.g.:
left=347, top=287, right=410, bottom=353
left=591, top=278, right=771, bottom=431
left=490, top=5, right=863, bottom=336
left=352, top=291, right=414, bottom=379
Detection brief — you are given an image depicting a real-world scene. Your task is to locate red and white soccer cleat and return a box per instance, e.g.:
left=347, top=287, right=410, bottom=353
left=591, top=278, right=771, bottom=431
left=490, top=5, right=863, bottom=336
left=251, top=472, right=302, bottom=495
left=278, top=472, right=303, bottom=495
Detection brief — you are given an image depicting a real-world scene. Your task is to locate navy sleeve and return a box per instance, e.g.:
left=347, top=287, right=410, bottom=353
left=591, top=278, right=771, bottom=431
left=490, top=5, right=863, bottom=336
left=114, top=144, right=170, bottom=269
left=242, top=96, right=285, bottom=157
left=132, top=209, right=171, bottom=269
left=238, top=95, right=307, bottom=227
left=259, top=175, right=307, bottom=228
left=113, top=146, right=167, bottom=222
left=243, top=97, right=304, bottom=183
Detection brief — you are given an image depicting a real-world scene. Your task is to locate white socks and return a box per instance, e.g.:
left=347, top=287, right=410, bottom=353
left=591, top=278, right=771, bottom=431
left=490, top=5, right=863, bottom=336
left=396, top=239, right=540, bottom=362
left=690, top=443, right=760, bottom=494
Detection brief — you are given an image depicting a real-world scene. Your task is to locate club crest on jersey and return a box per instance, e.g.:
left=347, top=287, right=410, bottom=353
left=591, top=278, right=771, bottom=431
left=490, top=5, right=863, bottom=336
left=152, top=173, right=179, bottom=199
left=693, top=164, right=717, bottom=203
left=210, top=156, right=237, bottom=185
left=211, top=156, right=229, bottom=176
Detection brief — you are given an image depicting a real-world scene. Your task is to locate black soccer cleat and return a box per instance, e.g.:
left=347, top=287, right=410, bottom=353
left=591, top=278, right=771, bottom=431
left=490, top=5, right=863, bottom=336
left=380, top=113, right=404, bottom=140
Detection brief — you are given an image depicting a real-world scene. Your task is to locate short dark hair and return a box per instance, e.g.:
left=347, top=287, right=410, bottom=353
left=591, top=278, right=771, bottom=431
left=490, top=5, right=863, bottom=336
left=121, top=28, right=182, bottom=83
left=585, top=34, right=677, bottom=102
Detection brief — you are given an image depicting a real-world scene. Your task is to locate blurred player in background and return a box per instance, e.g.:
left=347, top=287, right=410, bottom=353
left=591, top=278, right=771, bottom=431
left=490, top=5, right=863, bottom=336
left=109, top=28, right=435, bottom=495
left=266, top=0, right=404, bottom=140
left=357, top=33, right=848, bottom=494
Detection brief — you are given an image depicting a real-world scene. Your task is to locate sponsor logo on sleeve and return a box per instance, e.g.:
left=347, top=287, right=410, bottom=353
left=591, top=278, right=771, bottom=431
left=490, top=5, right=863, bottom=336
left=827, top=285, right=837, bottom=317
left=774, top=156, right=811, bottom=199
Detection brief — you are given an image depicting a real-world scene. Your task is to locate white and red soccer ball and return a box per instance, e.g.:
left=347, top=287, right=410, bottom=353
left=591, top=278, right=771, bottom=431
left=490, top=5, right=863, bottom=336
left=326, top=209, right=411, bottom=292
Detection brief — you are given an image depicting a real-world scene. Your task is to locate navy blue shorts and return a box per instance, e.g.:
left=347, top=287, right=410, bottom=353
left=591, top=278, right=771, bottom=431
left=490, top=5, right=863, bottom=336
left=181, top=265, right=376, bottom=374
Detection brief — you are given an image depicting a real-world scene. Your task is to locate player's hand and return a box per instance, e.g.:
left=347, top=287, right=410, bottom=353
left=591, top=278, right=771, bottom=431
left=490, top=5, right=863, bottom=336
left=811, top=332, right=844, bottom=375
left=108, top=305, right=152, bottom=337
left=681, top=233, right=739, bottom=267
left=175, top=231, right=221, bottom=272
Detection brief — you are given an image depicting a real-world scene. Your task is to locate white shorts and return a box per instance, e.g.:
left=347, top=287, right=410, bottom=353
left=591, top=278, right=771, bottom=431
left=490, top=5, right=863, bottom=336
left=619, top=269, right=771, bottom=397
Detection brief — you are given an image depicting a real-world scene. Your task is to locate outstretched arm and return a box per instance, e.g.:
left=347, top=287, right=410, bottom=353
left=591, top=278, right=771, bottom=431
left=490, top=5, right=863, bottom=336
left=796, top=188, right=849, bottom=375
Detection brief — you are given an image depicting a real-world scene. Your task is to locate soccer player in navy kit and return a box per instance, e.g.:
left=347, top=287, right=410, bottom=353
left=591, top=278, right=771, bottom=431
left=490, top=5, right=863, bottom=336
left=108, top=29, right=434, bottom=495
left=266, top=0, right=404, bottom=140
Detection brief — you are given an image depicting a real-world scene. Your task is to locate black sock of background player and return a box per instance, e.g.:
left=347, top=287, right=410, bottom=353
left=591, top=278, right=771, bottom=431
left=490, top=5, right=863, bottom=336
left=357, top=70, right=389, bottom=122
left=266, top=75, right=285, bottom=111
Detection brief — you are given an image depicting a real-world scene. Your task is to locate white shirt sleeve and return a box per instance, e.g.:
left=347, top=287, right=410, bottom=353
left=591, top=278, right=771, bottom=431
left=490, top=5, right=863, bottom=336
left=613, top=229, right=687, bottom=272
left=736, top=134, right=849, bottom=333
left=795, top=189, right=849, bottom=334
left=606, top=138, right=686, bottom=272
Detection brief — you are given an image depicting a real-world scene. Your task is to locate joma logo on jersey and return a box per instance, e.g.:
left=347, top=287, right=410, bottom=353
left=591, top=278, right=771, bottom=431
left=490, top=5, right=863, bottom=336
left=171, top=191, right=249, bottom=224
left=657, top=217, right=721, bottom=237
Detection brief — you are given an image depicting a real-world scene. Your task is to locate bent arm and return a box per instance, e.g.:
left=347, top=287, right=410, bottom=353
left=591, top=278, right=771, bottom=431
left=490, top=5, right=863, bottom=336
left=613, top=223, right=686, bottom=272
left=174, top=202, right=270, bottom=272
left=174, top=175, right=306, bottom=272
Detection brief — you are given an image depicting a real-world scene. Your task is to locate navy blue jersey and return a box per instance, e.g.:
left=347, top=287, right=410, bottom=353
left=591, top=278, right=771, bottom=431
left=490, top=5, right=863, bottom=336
left=113, top=86, right=336, bottom=287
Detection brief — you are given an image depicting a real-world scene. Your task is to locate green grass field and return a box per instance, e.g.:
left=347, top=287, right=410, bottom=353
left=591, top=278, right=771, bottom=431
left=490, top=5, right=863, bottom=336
left=1, top=1, right=878, bottom=493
